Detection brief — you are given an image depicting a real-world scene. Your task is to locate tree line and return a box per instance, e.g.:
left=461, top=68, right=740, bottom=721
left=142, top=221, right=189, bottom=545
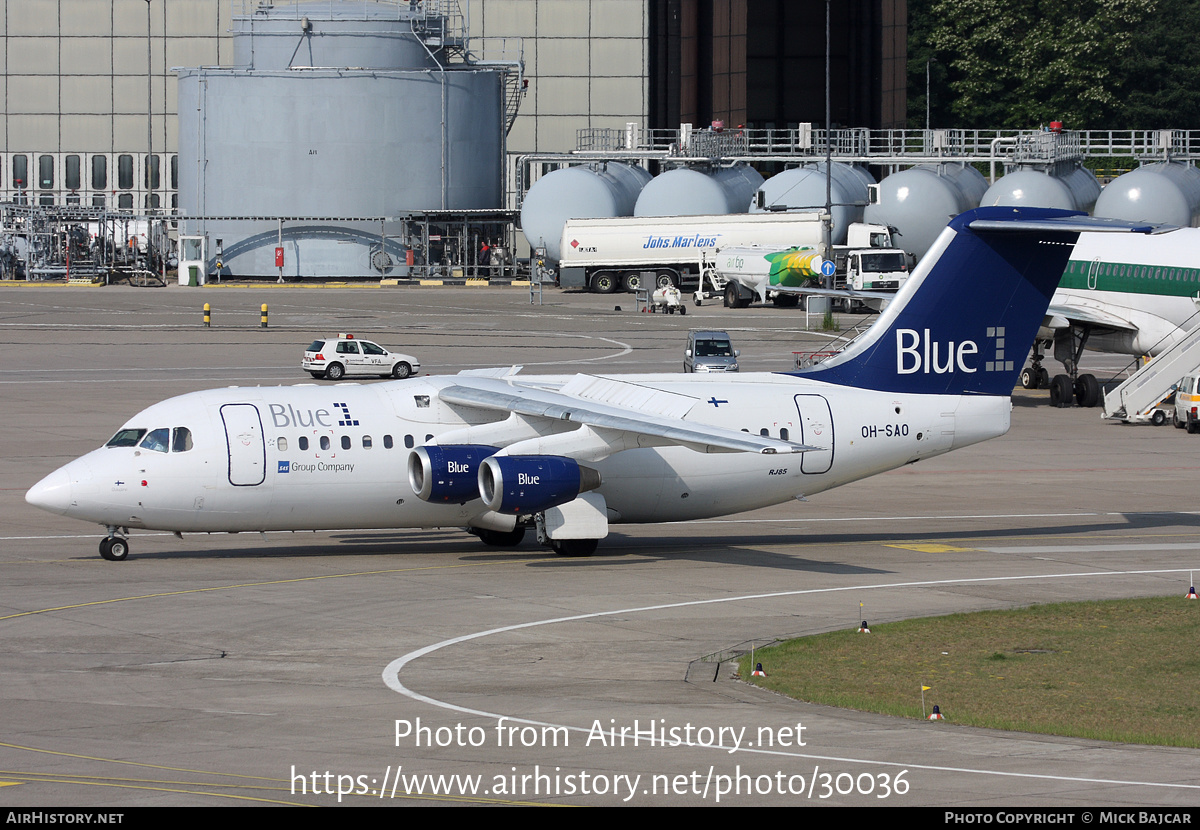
left=908, top=0, right=1200, bottom=129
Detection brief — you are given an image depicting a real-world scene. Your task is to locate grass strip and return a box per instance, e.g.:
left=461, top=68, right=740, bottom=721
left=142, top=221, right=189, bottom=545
left=740, top=596, right=1200, bottom=746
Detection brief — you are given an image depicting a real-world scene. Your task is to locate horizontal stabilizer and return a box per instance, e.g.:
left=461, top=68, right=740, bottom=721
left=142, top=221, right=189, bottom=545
left=968, top=216, right=1171, bottom=235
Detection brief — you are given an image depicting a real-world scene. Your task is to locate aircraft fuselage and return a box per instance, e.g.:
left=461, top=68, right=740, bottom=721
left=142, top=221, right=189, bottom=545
left=29, top=373, right=1008, bottom=535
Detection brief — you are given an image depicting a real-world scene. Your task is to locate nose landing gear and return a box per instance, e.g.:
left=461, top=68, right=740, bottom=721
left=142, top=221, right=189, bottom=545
left=99, top=528, right=129, bottom=561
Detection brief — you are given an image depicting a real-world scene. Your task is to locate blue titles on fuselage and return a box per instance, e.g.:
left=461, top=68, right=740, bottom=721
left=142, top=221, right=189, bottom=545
left=269, top=403, right=334, bottom=428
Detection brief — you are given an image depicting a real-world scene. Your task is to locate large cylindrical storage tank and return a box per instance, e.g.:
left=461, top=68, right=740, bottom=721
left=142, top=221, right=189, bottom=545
left=520, top=163, right=650, bottom=261
left=864, top=163, right=988, bottom=260
left=1094, top=162, right=1200, bottom=227
left=633, top=164, right=764, bottom=217
left=232, top=2, right=440, bottom=70
left=176, top=1, right=508, bottom=278
left=751, top=162, right=874, bottom=244
left=980, top=166, right=1100, bottom=212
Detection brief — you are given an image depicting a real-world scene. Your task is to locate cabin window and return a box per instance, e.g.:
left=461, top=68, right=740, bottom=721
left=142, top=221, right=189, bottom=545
left=299, top=436, right=309, bottom=451
left=404, top=434, right=414, bottom=448
left=780, top=428, right=789, bottom=440
left=425, top=434, right=433, bottom=442
left=106, top=428, right=145, bottom=447
left=362, top=435, right=372, bottom=449
left=171, top=427, right=193, bottom=452
left=384, top=434, right=394, bottom=449
left=277, top=436, right=288, bottom=452
left=341, top=435, right=351, bottom=450
left=140, top=428, right=169, bottom=453
left=415, top=396, right=430, bottom=408
left=760, top=428, right=770, bottom=437
left=320, top=436, right=330, bottom=450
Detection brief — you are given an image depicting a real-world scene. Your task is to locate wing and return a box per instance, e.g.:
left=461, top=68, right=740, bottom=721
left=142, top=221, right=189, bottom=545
left=427, top=374, right=819, bottom=461
left=1044, top=300, right=1138, bottom=334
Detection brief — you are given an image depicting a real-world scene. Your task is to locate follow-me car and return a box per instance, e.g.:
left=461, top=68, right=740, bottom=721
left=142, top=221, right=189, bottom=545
left=303, top=333, right=420, bottom=380
left=26, top=209, right=1164, bottom=560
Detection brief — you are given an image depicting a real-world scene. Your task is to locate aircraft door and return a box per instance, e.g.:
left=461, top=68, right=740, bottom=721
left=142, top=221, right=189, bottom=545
left=793, top=394, right=834, bottom=474
left=221, top=403, right=266, bottom=486
left=1087, top=257, right=1100, bottom=290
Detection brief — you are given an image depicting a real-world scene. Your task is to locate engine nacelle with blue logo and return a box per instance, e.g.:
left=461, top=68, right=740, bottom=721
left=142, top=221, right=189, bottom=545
left=478, top=455, right=602, bottom=515
left=408, top=445, right=499, bottom=503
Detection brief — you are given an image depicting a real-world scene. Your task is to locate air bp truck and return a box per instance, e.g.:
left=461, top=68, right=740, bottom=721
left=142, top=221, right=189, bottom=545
left=699, top=221, right=910, bottom=308
left=552, top=212, right=908, bottom=303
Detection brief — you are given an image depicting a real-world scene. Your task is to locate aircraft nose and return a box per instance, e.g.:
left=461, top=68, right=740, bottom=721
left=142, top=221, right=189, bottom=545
left=26, top=467, right=73, bottom=515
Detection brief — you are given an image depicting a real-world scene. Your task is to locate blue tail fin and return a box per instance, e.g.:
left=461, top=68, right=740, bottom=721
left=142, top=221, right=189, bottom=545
left=797, top=207, right=1157, bottom=395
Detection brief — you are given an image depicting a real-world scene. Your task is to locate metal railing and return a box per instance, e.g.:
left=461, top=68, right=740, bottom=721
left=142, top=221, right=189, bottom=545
left=575, top=126, right=1200, bottom=163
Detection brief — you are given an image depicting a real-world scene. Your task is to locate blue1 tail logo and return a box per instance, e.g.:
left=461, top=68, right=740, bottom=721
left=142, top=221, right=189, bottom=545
left=896, top=327, right=1009, bottom=375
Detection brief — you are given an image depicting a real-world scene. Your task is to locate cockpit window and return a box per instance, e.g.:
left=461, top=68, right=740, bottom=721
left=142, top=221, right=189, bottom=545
left=140, top=428, right=169, bottom=453
left=106, top=428, right=146, bottom=447
left=171, top=427, right=193, bottom=452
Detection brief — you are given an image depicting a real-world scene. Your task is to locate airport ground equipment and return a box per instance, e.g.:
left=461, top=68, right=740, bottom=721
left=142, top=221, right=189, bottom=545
left=650, top=286, right=687, bottom=314
left=1103, top=325, right=1200, bottom=423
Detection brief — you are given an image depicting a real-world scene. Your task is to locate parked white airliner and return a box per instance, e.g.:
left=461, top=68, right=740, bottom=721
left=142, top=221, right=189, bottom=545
left=1027, top=228, right=1200, bottom=406
left=26, top=208, right=1160, bottom=560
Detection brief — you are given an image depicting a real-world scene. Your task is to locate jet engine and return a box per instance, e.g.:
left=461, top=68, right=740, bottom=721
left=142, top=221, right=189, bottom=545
left=478, top=455, right=602, bottom=515
left=408, top=445, right=499, bottom=503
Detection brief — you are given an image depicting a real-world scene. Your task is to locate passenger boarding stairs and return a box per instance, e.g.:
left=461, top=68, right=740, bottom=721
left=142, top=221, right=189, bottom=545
left=1102, top=325, right=1200, bottom=422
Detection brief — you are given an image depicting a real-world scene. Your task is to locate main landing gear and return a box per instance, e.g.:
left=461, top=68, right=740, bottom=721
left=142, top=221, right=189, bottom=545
left=99, top=527, right=130, bottom=561
left=1024, top=329, right=1103, bottom=408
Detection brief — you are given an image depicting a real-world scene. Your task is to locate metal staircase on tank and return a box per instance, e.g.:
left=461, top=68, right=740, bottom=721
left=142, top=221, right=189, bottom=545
left=410, top=0, right=525, bottom=135
left=1103, top=323, right=1200, bottom=422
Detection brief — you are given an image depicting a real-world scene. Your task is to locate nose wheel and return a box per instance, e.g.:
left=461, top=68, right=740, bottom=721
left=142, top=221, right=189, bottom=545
left=99, top=535, right=129, bottom=561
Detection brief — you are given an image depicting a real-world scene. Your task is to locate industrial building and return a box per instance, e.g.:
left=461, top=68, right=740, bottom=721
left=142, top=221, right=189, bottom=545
left=0, top=0, right=907, bottom=210
left=16, top=1, right=1198, bottom=285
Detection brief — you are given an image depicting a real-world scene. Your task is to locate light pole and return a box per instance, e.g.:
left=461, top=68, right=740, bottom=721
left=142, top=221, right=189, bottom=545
left=823, top=0, right=832, bottom=289
left=146, top=0, right=152, bottom=214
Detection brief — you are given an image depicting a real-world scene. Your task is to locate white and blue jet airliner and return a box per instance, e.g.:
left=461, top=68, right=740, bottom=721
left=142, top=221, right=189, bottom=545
left=26, top=208, right=1162, bottom=560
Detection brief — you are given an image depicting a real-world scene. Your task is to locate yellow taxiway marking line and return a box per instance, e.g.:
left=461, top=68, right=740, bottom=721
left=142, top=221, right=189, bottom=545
left=884, top=543, right=980, bottom=553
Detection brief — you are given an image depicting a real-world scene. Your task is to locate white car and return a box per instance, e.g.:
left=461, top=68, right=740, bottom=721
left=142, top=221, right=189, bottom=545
left=302, top=334, right=420, bottom=381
